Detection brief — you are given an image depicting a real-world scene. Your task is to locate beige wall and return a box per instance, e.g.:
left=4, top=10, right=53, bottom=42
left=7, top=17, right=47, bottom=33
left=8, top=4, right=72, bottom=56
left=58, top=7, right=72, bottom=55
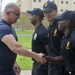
left=31, top=0, right=47, bottom=9
left=16, top=0, right=47, bottom=12
left=17, top=0, right=75, bottom=14
left=17, top=0, right=32, bottom=12
left=52, top=0, right=75, bottom=14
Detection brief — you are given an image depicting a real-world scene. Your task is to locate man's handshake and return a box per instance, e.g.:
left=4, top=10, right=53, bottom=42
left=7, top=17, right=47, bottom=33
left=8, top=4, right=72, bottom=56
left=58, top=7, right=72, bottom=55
left=34, top=53, right=50, bottom=64
left=35, top=54, right=63, bottom=64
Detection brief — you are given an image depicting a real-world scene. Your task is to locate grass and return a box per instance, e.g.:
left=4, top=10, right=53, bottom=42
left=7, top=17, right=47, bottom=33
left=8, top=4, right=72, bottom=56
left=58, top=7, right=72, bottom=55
left=15, top=29, right=33, bottom=70
left=16, top=55, right=33, bottom=70
left=18, top=36, right=32, bottom=49
left=16, top=29, right=34, bottom=34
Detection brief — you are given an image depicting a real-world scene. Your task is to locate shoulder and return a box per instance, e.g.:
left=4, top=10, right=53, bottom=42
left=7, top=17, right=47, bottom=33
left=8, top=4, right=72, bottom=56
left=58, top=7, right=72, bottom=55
left=0, top=24, right=11, bottom=30
left=39, top=24, right=47, bottom=33
left=71, top=29, right=75, bottom=39
left=0, top=23, right=11, bottom=33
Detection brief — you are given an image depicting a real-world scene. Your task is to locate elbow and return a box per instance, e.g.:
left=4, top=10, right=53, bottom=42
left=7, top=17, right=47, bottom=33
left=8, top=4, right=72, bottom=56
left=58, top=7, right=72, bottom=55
left=9, top=43, right=18, bottom=53
left=10, top=46, right=17, bottom=53
left=8, top=42, right=21, bottom=54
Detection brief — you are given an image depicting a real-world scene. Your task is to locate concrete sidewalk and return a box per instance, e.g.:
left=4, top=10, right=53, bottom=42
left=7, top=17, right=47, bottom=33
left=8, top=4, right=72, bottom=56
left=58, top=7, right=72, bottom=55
left=20, top=70, right=31, bottom=75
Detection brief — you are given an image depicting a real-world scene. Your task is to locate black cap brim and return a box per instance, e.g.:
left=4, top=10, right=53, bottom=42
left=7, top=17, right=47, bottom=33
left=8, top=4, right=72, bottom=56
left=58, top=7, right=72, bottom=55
left=43, top=8, right=53, bottom=13
left=54, top=15, right=64, bottom=20
left=27, top=11, right=34, bottom=15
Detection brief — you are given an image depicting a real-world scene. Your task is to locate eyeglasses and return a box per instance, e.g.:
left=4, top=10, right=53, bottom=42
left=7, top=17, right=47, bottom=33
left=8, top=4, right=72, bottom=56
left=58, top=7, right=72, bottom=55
left=10, top=11, right=20, bottom=16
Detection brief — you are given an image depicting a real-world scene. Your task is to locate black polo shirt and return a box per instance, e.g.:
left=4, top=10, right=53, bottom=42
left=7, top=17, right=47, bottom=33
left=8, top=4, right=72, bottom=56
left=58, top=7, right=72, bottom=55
left=61, top=28, right=75, bottom=71
left=0, top=19, right=18, bottom=72
left=32, top=24, right=48, bottom=55
left=48, top=20, right=64, bottom=57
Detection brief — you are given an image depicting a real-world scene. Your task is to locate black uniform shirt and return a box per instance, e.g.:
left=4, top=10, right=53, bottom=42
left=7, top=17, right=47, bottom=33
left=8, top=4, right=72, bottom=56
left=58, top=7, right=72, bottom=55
left=61, top=28, right=75, bottom=71
left=48, top=20, right=64, bottom=57
left=32, top=24, right=48, bottom=55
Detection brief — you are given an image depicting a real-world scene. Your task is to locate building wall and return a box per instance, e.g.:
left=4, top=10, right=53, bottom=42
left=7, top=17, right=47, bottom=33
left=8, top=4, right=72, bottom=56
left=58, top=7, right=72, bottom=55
left=17, top=0, right=75, bottom=14
left=17, top=0, right=32, bottom=12
left=31, top=0, right=47, bottom=9
left=52, top=0, right=75, bottom=14
left=16, top=0, right=47, bottom=12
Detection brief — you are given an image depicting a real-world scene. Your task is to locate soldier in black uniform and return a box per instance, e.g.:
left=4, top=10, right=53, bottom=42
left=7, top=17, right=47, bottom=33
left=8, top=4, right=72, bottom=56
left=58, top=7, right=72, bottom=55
left=43, top=1, right=66, bottom=75
left=46, top=10, right=75, bottom=75
left=27, top=8, right=48, bottom=75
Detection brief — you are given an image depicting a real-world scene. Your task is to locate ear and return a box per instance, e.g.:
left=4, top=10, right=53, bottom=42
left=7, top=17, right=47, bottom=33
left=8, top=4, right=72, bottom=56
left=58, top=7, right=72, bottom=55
left=6, top=11, right=10, bottom=15
left=66, top=20, right=70, bottom=25
left=54, top=9, right=58, bottom=15
left=55, top=9, right=58, bottom=12
left=36, top=16, right=39, bottom=20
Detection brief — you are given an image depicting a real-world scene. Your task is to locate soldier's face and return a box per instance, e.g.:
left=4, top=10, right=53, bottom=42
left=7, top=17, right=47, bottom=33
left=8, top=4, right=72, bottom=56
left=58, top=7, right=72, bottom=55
left=43, top=9, right=57, bottom=23
left=58, top=20, right=68, bottom=31
left=28, top=14, right=38, bottom=25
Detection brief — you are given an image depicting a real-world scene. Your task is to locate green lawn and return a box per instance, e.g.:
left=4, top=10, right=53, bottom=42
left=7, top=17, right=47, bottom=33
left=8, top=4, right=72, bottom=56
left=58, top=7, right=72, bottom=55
left=16, top=55, right=33, bottom=70
left=15, top=29, right=34, bottom=70
left=16, top=29, right=34, bottom=34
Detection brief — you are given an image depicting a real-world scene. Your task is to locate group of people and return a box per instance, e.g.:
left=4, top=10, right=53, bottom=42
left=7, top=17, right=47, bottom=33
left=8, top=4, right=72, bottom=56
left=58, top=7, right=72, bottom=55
left=0, top=0, right=75, bottom=75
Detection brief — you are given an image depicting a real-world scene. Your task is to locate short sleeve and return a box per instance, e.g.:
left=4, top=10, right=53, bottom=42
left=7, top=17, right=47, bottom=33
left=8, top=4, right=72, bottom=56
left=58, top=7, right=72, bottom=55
left=0, top=25, right=11, bottom=40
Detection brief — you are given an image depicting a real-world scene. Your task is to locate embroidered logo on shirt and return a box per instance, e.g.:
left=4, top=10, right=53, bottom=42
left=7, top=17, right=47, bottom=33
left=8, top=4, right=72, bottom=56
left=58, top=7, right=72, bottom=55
left=33, top=33, right=37, bottom=40
left=53, top=29, right=57, bottom=36
left=66, top=41, right=70, bottom=49
left=68, top=71, right=72, bottom=74
left=44, top=2, right=48, bottom=7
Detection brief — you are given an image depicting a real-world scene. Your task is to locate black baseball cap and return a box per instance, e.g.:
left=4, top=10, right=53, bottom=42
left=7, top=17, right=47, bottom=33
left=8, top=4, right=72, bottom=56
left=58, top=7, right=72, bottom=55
left=43, top=1, right=57, bottom=13
left=27, top=8, right=44, bottom=19
left=54, top=10, right=75, bottom=22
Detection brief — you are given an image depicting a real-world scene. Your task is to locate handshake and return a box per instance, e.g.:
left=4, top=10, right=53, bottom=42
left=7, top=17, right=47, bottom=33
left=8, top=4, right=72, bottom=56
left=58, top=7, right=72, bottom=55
left=34, top=53, right=50, bottom=64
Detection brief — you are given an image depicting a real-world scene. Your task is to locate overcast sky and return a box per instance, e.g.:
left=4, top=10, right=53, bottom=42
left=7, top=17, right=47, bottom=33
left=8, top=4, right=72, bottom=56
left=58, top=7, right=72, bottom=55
left=1, top=0, right=17, bottom=11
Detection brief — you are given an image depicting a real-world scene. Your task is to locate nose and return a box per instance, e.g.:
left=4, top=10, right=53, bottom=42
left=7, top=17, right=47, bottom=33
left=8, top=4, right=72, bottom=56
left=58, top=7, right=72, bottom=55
left=28, top=16, right=32, bottom=20
left=17, top=16, right=20, bottom=19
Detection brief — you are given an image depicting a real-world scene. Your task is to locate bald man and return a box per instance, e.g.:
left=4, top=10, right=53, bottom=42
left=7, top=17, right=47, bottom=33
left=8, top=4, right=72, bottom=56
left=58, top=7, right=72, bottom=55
left=0, top=2, right=46, bottom=75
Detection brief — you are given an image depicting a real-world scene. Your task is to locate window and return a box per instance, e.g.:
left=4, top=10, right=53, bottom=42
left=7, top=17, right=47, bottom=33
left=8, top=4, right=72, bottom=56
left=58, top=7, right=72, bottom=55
left=19, top=5, right=21, bottom=7
left=61, top=9, right=63, bottom=12
left=39, top=0, right=41, bottom=2
left=66, top=1, right=68, bottom=4
left=53, top=1, right=55, bottom=3
left=61, top=1, right=63, bottom=4
left=52, top=0, right=55, bottom=3
left=33, top=8, right=36, bottom=9
left=34, top=0, right=36, bottom=2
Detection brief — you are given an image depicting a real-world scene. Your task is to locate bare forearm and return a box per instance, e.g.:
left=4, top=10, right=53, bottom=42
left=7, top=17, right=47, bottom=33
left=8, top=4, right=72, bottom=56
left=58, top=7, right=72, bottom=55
left=11, top=43, right=38, bottom=59
left=1, top=34, right=45, bottom=62
left=46, top=56, right=64, bottom=64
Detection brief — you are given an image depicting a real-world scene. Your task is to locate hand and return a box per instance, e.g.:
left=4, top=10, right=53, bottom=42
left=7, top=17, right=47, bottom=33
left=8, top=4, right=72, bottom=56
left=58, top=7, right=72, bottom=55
left=13, top=62, right=21, bottom=75
left=35, top=53, right=47, bottom=64
left=39, top=54, right=47, bottom=64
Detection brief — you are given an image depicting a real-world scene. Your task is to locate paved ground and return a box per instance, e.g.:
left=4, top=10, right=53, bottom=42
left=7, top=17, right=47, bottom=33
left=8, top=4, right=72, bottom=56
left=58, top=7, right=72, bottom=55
left=20, top=70, right=31, bottom=75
